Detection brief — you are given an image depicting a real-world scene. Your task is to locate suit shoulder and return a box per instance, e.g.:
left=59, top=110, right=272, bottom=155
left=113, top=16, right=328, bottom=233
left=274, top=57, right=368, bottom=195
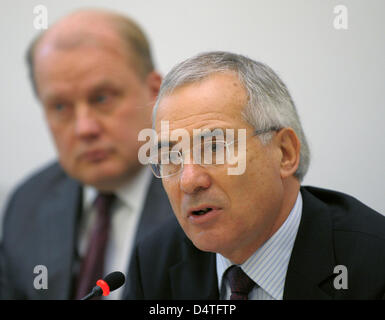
left=302, top=186, right=385, bottom=241
left=138, top=216, right=185, bottom=249
left=12, top=161, right=67, bottom=195
left=2, top=161, right=76, bottom=226
left=136, top=216, right=188, bottom=263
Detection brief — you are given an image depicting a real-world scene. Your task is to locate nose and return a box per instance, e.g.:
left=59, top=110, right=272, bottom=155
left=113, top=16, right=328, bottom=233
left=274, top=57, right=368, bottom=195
left=74, top=104, right=101, bottom=140
left=179, top=163, right=211, bottom=194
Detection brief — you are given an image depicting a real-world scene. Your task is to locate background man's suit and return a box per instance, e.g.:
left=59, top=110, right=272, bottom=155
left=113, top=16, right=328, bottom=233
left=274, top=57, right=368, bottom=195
left=0, top=161, right=173, bottom=299
left=127, top=186, right=385, bottom=299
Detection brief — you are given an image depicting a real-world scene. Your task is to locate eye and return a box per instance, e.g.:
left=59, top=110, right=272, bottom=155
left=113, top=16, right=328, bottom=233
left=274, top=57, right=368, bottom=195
left=169, top=151, right=182, bottom=164
left=203, top=141, right=219, bottom=153
left=50, top=102, right=71, bottom=113
left=158, top=151, right=182, bottom=164
left=93, top=94, right=108, bottom=104
left=54, top=103, right=65, bottom=111
left=46, top=101, right=72, bottom=120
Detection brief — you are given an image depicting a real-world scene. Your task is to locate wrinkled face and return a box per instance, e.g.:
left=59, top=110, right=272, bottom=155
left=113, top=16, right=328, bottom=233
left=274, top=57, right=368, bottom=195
left=155, top=73, right=287, bottom=262
left=34, top=40, right=159, bottom=190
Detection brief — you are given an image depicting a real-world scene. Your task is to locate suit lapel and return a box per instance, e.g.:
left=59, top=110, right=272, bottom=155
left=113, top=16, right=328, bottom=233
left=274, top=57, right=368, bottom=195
left=283, top=187, right=336, bottom=299
left=34, top=174, right=81, bottom=299
left=134, top=176, right=172, bottom=245
left=170, top=237, right=219, bottom=299
left=122, top=175, right=173, bottom=299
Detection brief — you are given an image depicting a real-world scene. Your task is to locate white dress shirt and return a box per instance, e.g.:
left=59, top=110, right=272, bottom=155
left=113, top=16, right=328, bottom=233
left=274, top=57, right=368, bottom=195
left=79, top=166, right=153, bottom=299
left=216, top=190, right=303, bottom=300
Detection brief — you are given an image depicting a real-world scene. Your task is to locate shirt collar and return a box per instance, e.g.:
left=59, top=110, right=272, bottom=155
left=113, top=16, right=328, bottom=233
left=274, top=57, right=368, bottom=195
left=83, top=166, right=153, bottom=213
left=216, top=190, right=303, bottom=300
left=115, top=166, right=153, bottom=212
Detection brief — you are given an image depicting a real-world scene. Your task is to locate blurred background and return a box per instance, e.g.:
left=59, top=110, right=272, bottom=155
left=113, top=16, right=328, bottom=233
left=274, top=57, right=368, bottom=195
left=0, top=0, right=384, bottom=234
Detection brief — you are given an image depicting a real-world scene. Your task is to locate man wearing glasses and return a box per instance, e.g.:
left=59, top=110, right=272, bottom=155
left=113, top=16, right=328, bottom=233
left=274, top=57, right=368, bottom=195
left=128, top=51, right=385, bottom=300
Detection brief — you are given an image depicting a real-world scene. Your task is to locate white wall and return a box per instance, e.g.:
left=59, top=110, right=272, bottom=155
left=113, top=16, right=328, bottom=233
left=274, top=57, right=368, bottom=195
left=1, top=0, right=384, bottom=223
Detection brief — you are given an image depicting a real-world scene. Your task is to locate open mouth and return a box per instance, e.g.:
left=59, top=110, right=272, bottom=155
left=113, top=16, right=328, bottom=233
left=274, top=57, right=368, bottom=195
left=191, top=207, right=213, bottom=216
left=188, top=206, right=221, bottom=225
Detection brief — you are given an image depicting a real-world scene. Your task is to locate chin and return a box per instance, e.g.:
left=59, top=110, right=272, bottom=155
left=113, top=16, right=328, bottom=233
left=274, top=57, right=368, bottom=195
left=70, top=162, right=130, bottom=188
left=189, top=232, right=224, bottom=254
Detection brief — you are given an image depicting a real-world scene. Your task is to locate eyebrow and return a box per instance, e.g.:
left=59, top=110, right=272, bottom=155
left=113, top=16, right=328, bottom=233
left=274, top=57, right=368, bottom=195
left=198, top=128, right=226, bottom=138
left=90, top=79, right=119, bottom=91
left=156, top=127, right=229, bottom=150
left=42, top=79, right=119, bottom=103
left=42, top=90, right=69, bottom=104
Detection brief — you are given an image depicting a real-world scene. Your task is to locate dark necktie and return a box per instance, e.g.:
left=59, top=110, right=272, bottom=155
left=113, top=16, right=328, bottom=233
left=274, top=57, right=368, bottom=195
left=75, top=192, right=116, bottom=300
left=225, top=265, right=256, bottom=300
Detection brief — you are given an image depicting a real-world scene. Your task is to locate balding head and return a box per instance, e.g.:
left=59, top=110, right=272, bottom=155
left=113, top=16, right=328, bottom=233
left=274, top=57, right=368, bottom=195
left=27, top=9, right=154, bottom=96
left=26, top=9, right=162, bottom=191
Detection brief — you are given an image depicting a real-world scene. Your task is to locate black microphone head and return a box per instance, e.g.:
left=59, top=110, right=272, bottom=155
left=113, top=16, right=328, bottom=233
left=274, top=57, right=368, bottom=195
left=103, top=271, right=125, bottom=291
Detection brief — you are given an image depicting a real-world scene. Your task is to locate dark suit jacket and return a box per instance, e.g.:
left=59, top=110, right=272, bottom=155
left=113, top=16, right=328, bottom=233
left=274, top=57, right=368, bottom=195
left=0, top=161, right=173, bottom=299
left=127, top=186, right=385, bottom=299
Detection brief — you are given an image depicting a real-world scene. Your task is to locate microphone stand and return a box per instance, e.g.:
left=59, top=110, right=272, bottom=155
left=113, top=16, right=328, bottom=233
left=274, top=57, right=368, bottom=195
left=80, top=286, right=103, bottom=300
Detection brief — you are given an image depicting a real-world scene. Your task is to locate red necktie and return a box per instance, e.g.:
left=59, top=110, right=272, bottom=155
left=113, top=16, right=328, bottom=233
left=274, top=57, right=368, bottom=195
left=75, top=193, right=115, bottom=299
left=225, top=265, right=256, bottom=300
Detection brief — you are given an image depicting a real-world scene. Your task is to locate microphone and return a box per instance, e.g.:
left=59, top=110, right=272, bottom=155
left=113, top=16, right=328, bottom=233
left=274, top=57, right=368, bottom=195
left=80, top=271, right=125, bottom=300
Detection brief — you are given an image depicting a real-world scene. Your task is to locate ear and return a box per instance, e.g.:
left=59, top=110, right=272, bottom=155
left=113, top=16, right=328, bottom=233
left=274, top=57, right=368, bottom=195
left=275, top=128, right=301, bottom=179
left=146, top=71, right=162, bottom=101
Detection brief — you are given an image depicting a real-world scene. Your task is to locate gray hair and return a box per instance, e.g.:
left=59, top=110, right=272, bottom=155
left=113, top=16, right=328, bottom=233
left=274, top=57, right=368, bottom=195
left=153, top=51, right=310, bottom=181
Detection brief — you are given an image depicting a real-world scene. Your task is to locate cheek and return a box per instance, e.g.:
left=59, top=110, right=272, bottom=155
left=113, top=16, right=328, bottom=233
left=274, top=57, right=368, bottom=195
left=162, top=180, right=181, bottom=213
left=110, top=106, right=151, bottom=146
left=119, top=90, right=152, bottom=121
left=105, top=115, right=142, bottom=152
left=111, top=124, right=141, bottom=149
left=228, top=152, right=280, bottom=211
left=247, top=145, right=280, bottom=182
left=49, top=124, right=74, bottom=156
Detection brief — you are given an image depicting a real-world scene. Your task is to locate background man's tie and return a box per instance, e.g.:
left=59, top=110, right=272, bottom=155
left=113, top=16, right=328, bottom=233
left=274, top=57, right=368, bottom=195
left=225, top=265, right=256, bottom=300
left=75, top=193, right=116, bottom=299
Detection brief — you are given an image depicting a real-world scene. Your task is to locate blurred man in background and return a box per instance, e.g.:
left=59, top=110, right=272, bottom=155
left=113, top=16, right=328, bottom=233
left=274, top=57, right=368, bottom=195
left=0, top=9, right=172, bottom=299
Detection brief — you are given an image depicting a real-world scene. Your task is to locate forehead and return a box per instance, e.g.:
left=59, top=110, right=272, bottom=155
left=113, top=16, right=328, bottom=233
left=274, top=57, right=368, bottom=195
left=155, top=73, right=249, bottom=133
left=34, top=40, right=137, bottom=100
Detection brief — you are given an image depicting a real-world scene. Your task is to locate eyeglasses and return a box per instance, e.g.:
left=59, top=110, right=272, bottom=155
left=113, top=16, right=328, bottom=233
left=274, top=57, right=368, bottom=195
left=149, top=126, right=281, bottom=178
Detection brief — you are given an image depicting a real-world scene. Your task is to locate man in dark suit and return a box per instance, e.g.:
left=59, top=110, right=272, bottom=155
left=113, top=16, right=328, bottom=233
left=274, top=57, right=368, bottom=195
left=0, top=9, right=172, bottom=299
left=127, top=51, right=385, bottom=300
